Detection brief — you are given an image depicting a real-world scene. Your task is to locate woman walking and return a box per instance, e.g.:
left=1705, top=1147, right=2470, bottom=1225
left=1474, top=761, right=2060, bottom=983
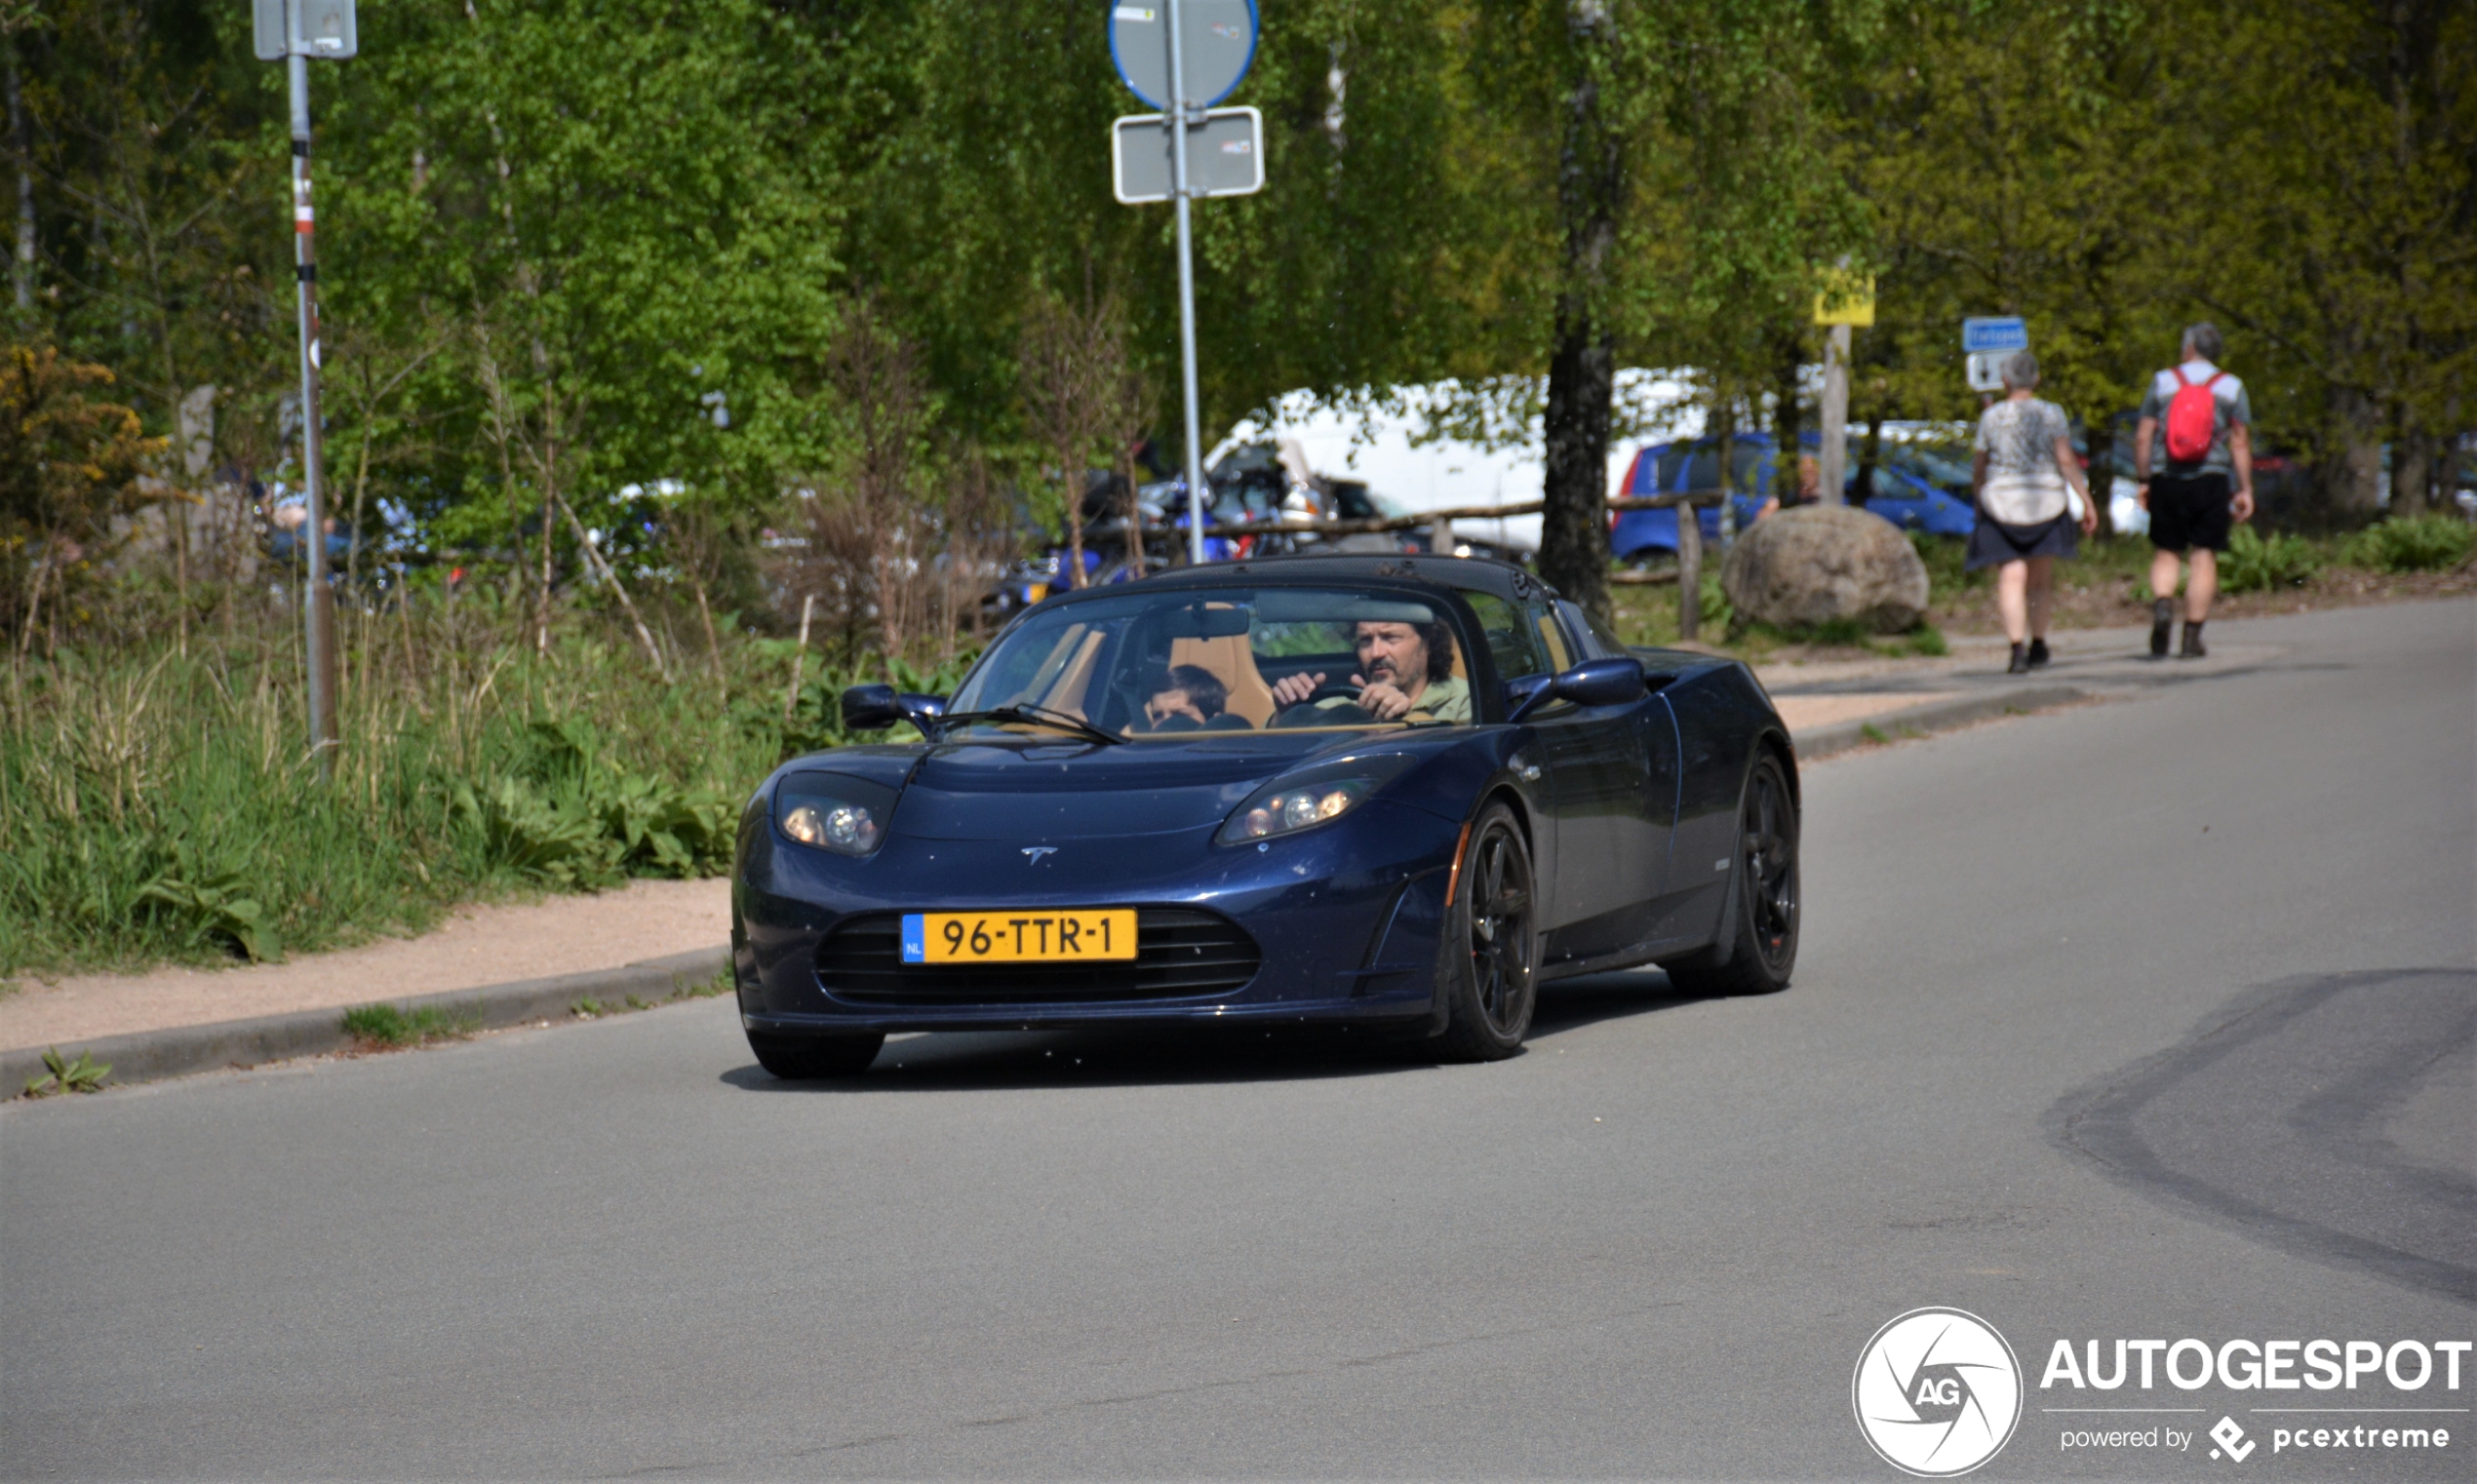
left=1970, top=351, right=2098, bottom=674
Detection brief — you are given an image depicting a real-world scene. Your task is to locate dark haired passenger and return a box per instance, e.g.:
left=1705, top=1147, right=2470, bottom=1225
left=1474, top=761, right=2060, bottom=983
left=1141, top=665, right=1230, bottom=731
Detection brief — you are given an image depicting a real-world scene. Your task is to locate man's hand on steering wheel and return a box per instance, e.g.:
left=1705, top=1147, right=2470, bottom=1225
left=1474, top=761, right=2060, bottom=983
left=1269, top=671, right=1327, bottom=708
left=1354, top=675, right=1414, bottom=721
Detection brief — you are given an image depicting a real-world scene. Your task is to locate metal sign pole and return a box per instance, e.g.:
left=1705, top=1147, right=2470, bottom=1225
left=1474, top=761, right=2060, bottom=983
left=288, top=35, right=337, bottom=773
left=1167, top=0, right=1205, bottom=565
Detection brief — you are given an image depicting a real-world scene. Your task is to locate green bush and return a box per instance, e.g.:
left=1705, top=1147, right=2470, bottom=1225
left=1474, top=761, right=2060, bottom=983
left=2343, top=516, right=2477, bottom=573
left=2220, top=525, right=2322, bottom=593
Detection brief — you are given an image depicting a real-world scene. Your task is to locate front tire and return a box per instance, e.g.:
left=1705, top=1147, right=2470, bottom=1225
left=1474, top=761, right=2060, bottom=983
left=747, top=1030, right=885, bottom=1079
left=1663, top=749, right=1799, bottom=996
left=1427, top=801, right=1540, bottom=1062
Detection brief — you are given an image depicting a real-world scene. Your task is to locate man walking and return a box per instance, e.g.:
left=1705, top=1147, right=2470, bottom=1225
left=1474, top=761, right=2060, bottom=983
left=2134, top=323, right=2255, bottom=658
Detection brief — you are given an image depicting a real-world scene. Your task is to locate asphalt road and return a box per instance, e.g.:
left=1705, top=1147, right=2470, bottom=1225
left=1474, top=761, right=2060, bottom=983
left=5, top=599, right=2471, bottom=1481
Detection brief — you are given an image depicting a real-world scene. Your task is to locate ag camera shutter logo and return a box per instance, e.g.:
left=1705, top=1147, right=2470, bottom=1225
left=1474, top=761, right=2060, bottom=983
left=1854, top=1308, right=2025, bottom=1476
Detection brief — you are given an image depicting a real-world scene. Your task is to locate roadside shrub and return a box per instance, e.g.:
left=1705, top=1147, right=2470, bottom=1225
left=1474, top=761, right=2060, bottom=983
left=2220, top=525, right=2321, bottom=593
left=2342, top=515, right=2476, bottom=573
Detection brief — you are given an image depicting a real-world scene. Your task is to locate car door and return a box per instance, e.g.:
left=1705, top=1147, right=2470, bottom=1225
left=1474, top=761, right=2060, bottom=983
left=1480, top=591, right=1648, bottom=959
left=1558, top=600, right=1680, bottom=903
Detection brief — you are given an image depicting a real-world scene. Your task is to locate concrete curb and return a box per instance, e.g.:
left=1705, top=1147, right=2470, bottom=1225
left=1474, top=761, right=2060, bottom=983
left=1792, top=683, right=2089, bottom=763
left=5, top=946, right=731, bottom=1099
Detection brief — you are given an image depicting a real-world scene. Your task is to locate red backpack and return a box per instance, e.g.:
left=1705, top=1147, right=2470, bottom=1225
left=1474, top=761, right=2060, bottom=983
left=2164, top=366, right=2226, bottom=464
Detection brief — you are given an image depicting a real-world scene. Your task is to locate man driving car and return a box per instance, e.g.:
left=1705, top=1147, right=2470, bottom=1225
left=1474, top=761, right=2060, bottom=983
left=1268, top=618, right=1471, bottom=723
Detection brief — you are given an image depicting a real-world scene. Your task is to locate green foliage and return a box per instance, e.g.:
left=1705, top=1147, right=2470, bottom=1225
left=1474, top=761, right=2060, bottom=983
left=137, top=867, right=280, bottom=964
left=21, top=1047, right=110, bottom=1098
left=452, top=721, right=736, bottom=889
left=2342, top=516, right=2477, bottom=573
left=341, top=1002, right=481, bottom=1048
left=1697, top=572, right=1736, bottom=635
left=1901, top=625, right=1950, bottom=657
left=2220, top=525, right=2323, bottom=593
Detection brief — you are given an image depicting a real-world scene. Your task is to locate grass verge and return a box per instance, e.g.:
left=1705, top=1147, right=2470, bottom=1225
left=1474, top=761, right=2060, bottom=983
left=341, top=1002, right=486, bottom=1048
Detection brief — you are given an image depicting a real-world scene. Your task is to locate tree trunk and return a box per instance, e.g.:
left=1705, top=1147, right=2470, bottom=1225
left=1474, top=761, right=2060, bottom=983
left=1541, top=318, right=1615, bottom=620
left=2388, top=403, right=2430, bottom=519
left=7, top=35, right=31, bottom=314
left=1772, top=335, right=1802, bottom=499
left=2318, top=385, right=2385, bottom=521
left=1537, top=8, right=1624, bottom=624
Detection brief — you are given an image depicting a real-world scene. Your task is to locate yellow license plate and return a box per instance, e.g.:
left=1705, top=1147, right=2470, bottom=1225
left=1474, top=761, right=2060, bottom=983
left=900, top=910, right=1137, bottom=964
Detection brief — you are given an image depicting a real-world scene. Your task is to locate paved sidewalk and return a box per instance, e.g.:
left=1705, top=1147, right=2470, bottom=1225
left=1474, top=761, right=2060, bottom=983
left=2, top=878, right=728, bottom=1054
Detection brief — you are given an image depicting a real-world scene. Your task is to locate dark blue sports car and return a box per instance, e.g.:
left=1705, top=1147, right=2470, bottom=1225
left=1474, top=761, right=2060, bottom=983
left=732, top=555, right=1800, bottom=1076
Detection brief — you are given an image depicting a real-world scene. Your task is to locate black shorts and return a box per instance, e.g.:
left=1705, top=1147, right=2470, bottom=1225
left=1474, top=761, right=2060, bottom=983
left=2148, top=472, right=2233, bottom=553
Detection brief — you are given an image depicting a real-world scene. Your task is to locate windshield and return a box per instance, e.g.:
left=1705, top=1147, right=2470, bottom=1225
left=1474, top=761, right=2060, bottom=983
left=951, top=585, right=1478, bottom=738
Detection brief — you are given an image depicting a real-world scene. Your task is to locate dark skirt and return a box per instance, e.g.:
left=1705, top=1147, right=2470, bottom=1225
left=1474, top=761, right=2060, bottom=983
left=1965, top=512, right=2078, bottom=571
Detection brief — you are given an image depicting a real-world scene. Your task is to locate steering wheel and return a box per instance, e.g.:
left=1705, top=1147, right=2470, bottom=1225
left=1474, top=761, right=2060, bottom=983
left=1271, top=700, right=1374, bottom=729
left=1303, top=678, right=1362, bottom=703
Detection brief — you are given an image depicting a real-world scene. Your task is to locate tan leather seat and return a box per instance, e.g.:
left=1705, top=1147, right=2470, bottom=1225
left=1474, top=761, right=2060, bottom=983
left=1169, top=633, right=1278, bottom=727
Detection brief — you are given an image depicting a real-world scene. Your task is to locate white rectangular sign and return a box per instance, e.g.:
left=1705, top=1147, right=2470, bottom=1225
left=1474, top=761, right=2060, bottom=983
left=255, top=0, right=358, bottom=60
left=1112, top=107, right=1265, bottom=204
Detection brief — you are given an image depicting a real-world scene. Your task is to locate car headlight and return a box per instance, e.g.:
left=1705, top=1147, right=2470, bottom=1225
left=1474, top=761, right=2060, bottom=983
left=1217, top=755, right=1420, bottom=844
left=775, top=772, right=898, bottom=857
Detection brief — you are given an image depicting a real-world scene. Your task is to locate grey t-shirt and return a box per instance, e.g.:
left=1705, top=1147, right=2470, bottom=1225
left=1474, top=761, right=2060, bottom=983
left=2139, top=361, right=2252, bottom=476
left=1975, top=397, right=2072, bottom=526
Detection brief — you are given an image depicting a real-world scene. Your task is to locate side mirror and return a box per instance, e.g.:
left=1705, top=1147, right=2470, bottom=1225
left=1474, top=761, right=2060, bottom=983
left=1556, top=655, right=1649, bottom=708
left=1504, top=656, right=1647, bottom=722
left=842, top=686, right=951, bottom=734
left=842, top=684, right=901, bottom=731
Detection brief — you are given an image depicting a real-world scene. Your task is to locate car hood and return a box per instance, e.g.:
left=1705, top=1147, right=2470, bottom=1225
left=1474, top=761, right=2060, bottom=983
left=891, top=729, right=1423, bottom=841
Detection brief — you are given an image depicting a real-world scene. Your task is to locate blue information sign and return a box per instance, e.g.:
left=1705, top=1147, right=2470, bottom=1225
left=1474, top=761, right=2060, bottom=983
left=1962, top=317, right=2029, bottom=354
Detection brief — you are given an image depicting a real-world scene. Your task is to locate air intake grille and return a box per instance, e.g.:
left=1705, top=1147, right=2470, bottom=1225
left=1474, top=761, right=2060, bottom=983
left=816, top=909, right=1261, bottom=1003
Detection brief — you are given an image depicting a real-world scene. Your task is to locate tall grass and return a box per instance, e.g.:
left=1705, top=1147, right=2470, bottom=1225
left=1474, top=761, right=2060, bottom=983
left=0, top=591, right=959, bottom=977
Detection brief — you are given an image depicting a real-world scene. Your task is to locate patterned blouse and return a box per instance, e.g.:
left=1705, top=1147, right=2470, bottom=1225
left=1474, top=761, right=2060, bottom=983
left=1975, top=397, right=2072, bottom=526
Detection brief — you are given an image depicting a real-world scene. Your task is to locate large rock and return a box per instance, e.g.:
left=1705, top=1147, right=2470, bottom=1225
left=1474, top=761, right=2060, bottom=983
left=1719, top=504, right=1931, bottom=633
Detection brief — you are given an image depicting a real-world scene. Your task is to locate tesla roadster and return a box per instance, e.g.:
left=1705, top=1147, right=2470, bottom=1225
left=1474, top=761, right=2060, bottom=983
left=732, top=555, right=1799, bottom=1076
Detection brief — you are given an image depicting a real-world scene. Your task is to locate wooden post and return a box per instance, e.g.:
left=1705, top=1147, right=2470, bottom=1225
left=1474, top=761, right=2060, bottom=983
left=783, top=593, right=816, bottom=724
left=1675, top=496, right=1703, bottom=642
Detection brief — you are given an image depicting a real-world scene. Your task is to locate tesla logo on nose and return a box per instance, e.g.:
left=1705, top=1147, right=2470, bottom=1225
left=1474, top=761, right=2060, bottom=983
left=1022, top=846, right=1057, bottom=864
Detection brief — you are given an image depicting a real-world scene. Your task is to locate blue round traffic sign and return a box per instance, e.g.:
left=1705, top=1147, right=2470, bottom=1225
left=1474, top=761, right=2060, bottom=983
left=1109, top=0, right=1258, bottom=111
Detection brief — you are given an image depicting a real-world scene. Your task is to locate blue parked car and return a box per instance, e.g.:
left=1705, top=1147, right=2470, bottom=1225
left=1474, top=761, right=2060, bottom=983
left=1609, top=432, right=1976, bottom=561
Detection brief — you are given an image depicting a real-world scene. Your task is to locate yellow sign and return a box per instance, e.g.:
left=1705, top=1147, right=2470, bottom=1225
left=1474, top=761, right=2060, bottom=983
left=1813, top=270, right=1876, bottom=328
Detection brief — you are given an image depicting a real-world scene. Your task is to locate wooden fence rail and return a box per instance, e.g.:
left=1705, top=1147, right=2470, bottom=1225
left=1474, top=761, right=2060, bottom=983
left=1212, top=489, right=1731, bottom=642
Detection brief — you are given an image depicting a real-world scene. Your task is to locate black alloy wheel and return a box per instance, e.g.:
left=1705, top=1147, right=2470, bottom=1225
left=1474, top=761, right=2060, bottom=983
left=1430, top=800, right=1539, bottom=1061
left=746, top=1030, right=886, bottom=1080
left=1663, top=749, right=1800, bottom=996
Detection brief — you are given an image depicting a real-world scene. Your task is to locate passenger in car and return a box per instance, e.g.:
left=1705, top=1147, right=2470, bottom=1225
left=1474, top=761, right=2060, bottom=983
left=1140, top=664, right=1235, bottom=732
left=1268, top=619, right=1471, bottom=723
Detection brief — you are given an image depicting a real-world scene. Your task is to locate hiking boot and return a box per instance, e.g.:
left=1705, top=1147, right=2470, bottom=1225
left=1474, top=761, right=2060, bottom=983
left=2007, top=643, right=2031, bottom=675
left=2180, top=622, right=2207, bottom=659
left=2148, top=600, right=2175, bottom=659
left=2026, top=638, right=2051, bottom=669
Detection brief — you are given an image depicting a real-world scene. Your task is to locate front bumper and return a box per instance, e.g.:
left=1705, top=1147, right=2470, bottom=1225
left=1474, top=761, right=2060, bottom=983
left=734, top=800, right=1461, bottom=1035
